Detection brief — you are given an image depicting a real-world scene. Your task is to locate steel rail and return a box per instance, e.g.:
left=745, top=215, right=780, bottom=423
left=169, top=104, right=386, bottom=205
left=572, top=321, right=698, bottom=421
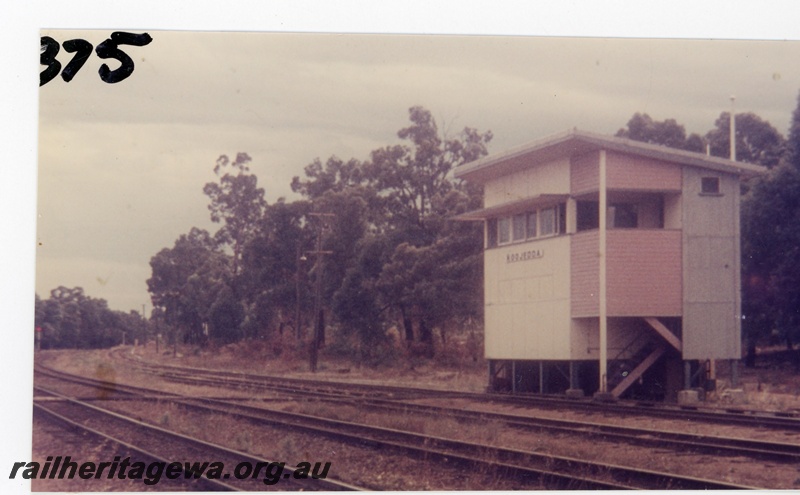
left=35, top=364, right=180, bottom=398
left=35, top=367, right=761, bottom=490
left=35, top=371, right=627, bottom=490
left=34, top=385, right=365, bottom=492
left=174, top=396, right=760, bottom=490
left=341, top=395, right=800, bottom=463
left=33, top=401, right=241, bottom=491
left=111, top=349, right=800, bottom=431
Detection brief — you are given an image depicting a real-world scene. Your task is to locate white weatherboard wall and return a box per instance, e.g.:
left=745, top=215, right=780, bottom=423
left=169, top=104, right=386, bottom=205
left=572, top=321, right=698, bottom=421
left=681, top=167, right=741, bottom=360
left=483, top=157, right=571, bottom=207
left=484, top=235, right=571, bottom=360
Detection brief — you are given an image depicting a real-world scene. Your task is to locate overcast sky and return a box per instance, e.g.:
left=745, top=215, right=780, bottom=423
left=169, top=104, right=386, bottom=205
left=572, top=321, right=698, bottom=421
left=33, top=30, right=800, bottom=313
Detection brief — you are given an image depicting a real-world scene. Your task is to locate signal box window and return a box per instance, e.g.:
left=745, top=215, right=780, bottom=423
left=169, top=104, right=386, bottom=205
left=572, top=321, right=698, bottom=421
left=512, top=214, right=527, bottom=241
left=487, top=218, right=498, bottom=247
left=577, top=201, right=599, bottom=231
left=539, top=207, right=556, bottom=236
left=701, top=177, right=720, bottom=195
left=527, top=211, right=538, bottom=238
left=498, top=217, right=511, bottom=244
left=609, top=203, right=638, bottom=229
left=488, top=202, right=566, bottom=249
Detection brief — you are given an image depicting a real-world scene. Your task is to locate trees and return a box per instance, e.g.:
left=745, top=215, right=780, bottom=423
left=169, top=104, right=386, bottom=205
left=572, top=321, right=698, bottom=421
left=140, top=106, right=490, bottom=364
left=203, top=153, right=267, bottom=276
left=239, top=199, right=314, bottom=338
left=617, top=110, right=786, bottom=169
left=616, top=113, right=704, bottom=152
left=331, top=235, right=391, bottom=365
left=291, top=106, right=492, bottom=359
left=740, top=94, right=800, bottom=358
left=146, top=228, right=230, bottom=344
left=705, top=112, right=785, bottom=168
left=34, top=287, right=137, bottom=349
left=367, top=106, right=492, bottom=241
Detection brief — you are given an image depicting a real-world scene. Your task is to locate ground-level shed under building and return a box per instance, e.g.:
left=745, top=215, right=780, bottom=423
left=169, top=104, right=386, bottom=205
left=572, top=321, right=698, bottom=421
left=454, top=129, right=765, bottom=401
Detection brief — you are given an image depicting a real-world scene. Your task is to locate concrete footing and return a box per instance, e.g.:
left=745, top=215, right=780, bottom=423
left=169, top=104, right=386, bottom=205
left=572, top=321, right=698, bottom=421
left=565, top=388, right=585, bottom=399
left=720, top=388, right=746, bottom=405
left=677, top=389, right=700, bottom=405
left=592, top=392, right=617, bottom=403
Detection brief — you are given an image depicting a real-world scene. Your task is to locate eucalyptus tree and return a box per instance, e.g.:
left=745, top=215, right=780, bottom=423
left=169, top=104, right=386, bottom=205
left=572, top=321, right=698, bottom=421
left=147, top=228, right=231, bottom=344
left=740, top=94, right=800, bottom=362
left=616, top=112, right=704, bottom=152
left=34, top=287, right=133, bottom=349
left=239, top=199, right=314, bottom=338
left=203, top=152, right=267, bottom=277
left=292, top=106, right=492, bottom=357
left=705, top=112, right=785, bottom=168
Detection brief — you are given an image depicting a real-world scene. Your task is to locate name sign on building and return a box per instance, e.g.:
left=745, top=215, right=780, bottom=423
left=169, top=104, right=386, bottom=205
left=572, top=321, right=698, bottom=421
left=506, top=249, right=544, bottom=263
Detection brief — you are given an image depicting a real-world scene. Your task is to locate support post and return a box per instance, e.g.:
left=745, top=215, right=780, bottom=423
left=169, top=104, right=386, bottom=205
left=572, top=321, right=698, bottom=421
left=511, top=361, right=517, bottom=394
left=678, top=360, right=701, bottom=405
left=730, top=359, right=739, bottom=388
left=684, top=360, right=692, bottom=389
left=570, top=361, right=578, bottom=389
left=487, top=360, right=495, bottom=391
left=539, top=361, right=544, bottom=394
left=598, top=149, right=608, bottom=394
left=566, top=361, right=585, bottom=398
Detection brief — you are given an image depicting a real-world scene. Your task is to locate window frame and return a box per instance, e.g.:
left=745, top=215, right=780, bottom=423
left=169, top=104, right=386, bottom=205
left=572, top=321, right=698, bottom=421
left=539, top=206, right=557, bottom=237
left=512, top=213, right=527, bottom=242
left=526, top=211, right=538, bottom=239
left=491, top=202, right=565, bottom=247
left=700, top=176, right=721, bottom=195
left=497, top=216, right=511, bottom=245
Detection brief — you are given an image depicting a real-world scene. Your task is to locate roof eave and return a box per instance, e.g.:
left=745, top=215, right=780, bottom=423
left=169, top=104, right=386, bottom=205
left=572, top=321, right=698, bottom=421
left=454, top=129, right=767, bottom=182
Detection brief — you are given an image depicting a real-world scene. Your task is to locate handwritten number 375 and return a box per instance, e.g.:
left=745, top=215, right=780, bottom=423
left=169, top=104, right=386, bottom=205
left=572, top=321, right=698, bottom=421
left=40, top=32, right=153, bottom=86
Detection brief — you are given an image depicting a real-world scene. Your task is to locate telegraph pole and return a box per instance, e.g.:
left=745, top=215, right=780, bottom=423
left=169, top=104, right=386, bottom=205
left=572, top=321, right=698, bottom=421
left=295, top=243, right=304, bottom=340
left=308, top=212, right=334, bottom=373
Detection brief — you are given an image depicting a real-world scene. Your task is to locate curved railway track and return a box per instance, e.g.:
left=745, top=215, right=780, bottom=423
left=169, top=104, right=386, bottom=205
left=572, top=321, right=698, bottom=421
left=34, top=362, right=782, bottom=489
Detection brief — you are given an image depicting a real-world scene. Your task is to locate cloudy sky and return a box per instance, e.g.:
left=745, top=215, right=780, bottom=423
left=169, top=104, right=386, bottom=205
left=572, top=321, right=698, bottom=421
left=33, top=29, right=800, bottom=314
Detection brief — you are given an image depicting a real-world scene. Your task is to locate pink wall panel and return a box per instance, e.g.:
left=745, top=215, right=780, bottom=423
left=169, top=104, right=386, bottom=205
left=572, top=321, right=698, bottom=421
left=570, top=151, right=599, bottom=196
left=606, top=229, right=682, bottom=316
left=571, top=229, right=682, bottom=317
left=606, top=151, right=682, bottom=191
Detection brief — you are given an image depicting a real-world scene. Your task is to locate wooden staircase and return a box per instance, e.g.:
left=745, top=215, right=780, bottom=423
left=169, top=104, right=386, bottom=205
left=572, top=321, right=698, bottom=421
left=608, top=317, right=682, bottom=398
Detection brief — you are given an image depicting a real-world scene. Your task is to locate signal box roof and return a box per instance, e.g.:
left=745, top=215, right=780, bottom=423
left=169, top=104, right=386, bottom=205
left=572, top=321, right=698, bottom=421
left=454, top=128, right=766, bottom=184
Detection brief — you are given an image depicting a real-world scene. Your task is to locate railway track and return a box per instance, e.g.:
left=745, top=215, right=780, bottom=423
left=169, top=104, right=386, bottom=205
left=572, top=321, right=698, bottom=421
left=35, top=364, right=772, bottom=489
left=315, top=395, right=800, bottom=464
left=84, top=357, right=800, bottom=465
left=111, top=349, right=800, bottom=432
left=33, top=385, right=365, bottom=491
left=126, top=364, right=800, bottom=462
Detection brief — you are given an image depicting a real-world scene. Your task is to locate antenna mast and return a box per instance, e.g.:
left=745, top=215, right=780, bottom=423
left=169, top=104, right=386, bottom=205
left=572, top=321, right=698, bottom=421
left=729, top=95, right=736, bottom=161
